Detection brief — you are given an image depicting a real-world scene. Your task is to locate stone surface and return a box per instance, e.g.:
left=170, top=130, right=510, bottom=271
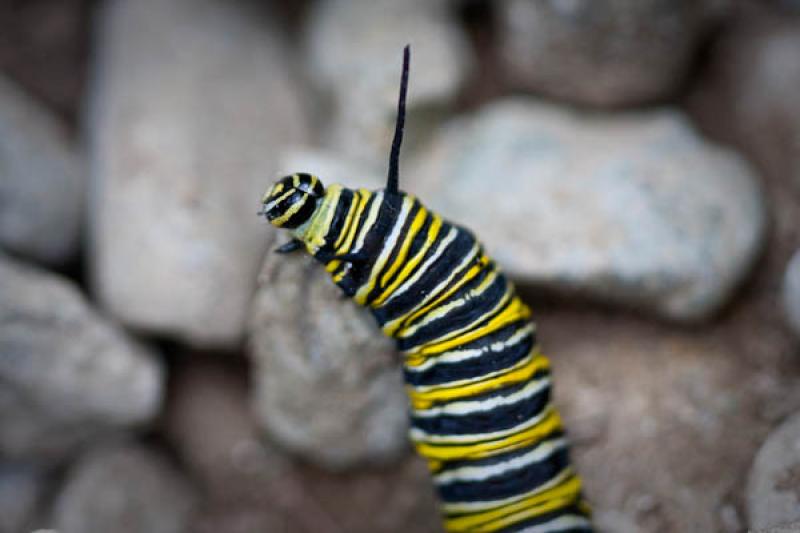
left=88, top=0, right=308, bottom=347
left=408, top=99, right=766, bottom=321
left=165, top=355, right=289, bottom=493
left=786, top=251, right=800, bottom=337
left=537, top=311, right=800, bottom=533
left=0, top=75, right=83, bottom=264
left=305, top=0, right=471, bottom=169
left=747, top=413, right=800, bottom=530
left=497, top=0, right=726, bottom=107
left=165, top=355, right=438, bottom=532
left=165, top=356, right=291, bottom=532
left=0, top=462, right=46, bottom=533
left=249, top=152, right=409, bottom=469
left=0, top=254, right=163, bottom=462
left=753, top=522, right=800, bottom=533
left=689, top=10, right=800, bottom=189
left=52, top=443, right=195, bottom=533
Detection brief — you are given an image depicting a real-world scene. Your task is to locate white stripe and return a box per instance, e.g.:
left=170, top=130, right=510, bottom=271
left=384, top=227, right=459, bottom=305
left=354, top=193, right=407, bottom=302
left=409, top=404, right=553, bottom=444
left=398, top=267, right=499, bottom=338
left=413, top=370, right=548, bottom=417
left=382, top=241, right=479, bottom=335
left=434, top=437, right=567, bottom=485
left=517, top=515, right=592, bottom=533
left=404, top=324, right=535, bottom=373
left=442, top=467, right=573, bottom=514
left=352, top=191, right=384, bottom=253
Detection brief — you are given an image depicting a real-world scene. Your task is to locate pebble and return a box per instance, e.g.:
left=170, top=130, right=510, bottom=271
left=52, top=443, right=195, bottom=533
left=0, top=75, right=83, bottom=264
left=689, top=11, right=800, bottom=189
left=0, top=253, right=163, bottom=462
left=409, top=99, right=766, bottom=321
left=785, top=251, right=800, bottom=337
left=305, top=0, right=471, bottom=169
left=88, top=0, right=308, bottom=347
left=0, top=462, right=46, bottom=533
left=497, top=0, right=727, bottom=107
left=747, top=412, right=800, bottom=530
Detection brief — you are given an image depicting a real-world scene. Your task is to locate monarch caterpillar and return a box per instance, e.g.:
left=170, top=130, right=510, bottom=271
left=259, top=46, right=592, bottom=533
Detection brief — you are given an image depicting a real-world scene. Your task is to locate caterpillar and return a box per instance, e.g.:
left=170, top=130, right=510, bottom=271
left=259, top=46, right=592, bottom=533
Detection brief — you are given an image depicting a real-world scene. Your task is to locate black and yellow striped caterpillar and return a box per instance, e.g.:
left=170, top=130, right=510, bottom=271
left=259, top=46, right=592, bottom=533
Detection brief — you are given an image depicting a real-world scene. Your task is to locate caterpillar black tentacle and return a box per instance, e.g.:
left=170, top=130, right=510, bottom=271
left=260, top=47, right=592, bottom=533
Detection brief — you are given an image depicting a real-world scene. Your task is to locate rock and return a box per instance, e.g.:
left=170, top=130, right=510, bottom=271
left=0, top=254, right=163, bottom=462
left=689, top=10, right=800, bottom=189
left=52, top=443, right=195, bottom=533
left=0, top=75, right=83, bottom=264
left=786, top=251, right=800, bottom=337
left=497, top=0, right=727, bottom=107
left=249, top=151, right=409, bottom=469
left=165, top=354, right=438, bottom=532
left=88, top=0, right=308, bottom=347
left=408, top=99, right=766, bottom=321
left=165, top=355, right=289, bottom=493
left=0, top=462, right=47, bottom=533
left=165, top=356, right=291, bottom=532
left=541, top=313, right=788, bottom=533
left=747, top=413, right=800, bottom=530
left=752, top=522, right=800, bottom=533
left=305, top=0, right=471, bottom=169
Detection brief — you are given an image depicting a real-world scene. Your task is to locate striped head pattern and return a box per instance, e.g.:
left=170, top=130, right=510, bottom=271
left=260, top=173, right=325, bottom=229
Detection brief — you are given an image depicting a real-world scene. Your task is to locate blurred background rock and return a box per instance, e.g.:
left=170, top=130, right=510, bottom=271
left=0, top=0, right=798, bottom=531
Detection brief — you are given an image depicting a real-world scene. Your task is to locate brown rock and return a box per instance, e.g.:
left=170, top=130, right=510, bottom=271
left=497, top=0, right=727, bottom=107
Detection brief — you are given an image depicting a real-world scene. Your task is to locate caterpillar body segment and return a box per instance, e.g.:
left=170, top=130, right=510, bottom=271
left=259, top=46, right=592, bottom=533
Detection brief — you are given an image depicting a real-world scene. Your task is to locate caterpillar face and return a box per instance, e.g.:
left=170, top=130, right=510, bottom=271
left=260, top=173, right=325, bottom=229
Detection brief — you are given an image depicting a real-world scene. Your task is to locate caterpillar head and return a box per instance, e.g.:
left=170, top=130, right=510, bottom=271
left=259, top=173, right=325, bottom=229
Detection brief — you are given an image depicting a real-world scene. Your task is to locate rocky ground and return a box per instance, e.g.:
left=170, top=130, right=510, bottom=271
left=1, top=0, right=799, bottom=532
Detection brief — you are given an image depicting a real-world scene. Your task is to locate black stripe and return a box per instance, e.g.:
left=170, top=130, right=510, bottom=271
left=403, top=329, right=535, bottom=387
left=437, top=446, right=570, bottom=504
left=499, top=502, right=592, bottom=532
left=372, top=224, right=475, bottom=325
left=364, top=201, right=422, bottom=304
left=316, top=189, right=355, bottom=257
left=410, top=378, right=550, bottom=437
left=432, top=430, right=566, bottom=475
left=397, top=272, right=509, bottom=352
left=282, top=195, right=318, bottom=228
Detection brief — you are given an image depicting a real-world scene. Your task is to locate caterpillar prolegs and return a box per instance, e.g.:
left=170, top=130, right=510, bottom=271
left=259, top=46, right=592, bottom=533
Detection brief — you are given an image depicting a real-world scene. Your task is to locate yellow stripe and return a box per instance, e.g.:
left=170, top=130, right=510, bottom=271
left=303, top=185, right=342, bottom=252
left=443, top=474, right=583, bottom=531
left=262, top=181, right=284, bottom=203
left=399, top=254, right=490, bottom=330
left=413, top=405, right=562, bottom=461
left=353, top=191, right=383, bottom=253
left=335, top=189, right=368, bottom=251
left=326, top=190, right=367, bottom=276
left=354, top=195, right=413, bottom=305
left=412, top=297, right=531, bottom=357
left=442, top=467, right=573, bottom=514
left=398, top=266, right=501, bottom=339
left=408, top=353, right=549, bottom=409
left=269, top=188, right=294, bottom=206
left=371, top=215, right=443, bottom=309
left=379, top=207, right=428, bottom=287
left=409, top=350, right=536, bottom=396
left=271, top=196, right=307, bottom=226
left=382, top=250, right=484, bottom=338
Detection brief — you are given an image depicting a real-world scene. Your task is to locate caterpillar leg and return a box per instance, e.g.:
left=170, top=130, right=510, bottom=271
left=274, top=239, right=304, bottom=254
